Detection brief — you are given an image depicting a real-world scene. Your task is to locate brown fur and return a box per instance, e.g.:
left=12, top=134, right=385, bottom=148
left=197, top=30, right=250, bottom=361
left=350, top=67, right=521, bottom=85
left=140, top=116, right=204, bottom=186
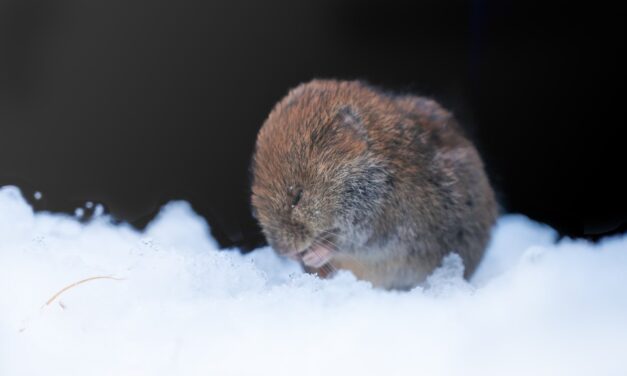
left=251, top=80, right=497, bottom=290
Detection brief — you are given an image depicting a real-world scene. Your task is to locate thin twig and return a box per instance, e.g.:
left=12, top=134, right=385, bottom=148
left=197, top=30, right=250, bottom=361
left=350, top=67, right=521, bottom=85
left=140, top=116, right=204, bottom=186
left=43, top=275, right=125, bottom=308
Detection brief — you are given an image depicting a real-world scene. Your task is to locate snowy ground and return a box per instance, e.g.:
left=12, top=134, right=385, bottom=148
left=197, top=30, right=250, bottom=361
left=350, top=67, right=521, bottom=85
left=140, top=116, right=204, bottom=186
left=1, top=186, right=626, bottom=376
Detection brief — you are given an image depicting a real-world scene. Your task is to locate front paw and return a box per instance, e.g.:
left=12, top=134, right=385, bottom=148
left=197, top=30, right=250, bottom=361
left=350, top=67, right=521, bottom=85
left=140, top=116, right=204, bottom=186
left=301, top=245, right=333, bottom=268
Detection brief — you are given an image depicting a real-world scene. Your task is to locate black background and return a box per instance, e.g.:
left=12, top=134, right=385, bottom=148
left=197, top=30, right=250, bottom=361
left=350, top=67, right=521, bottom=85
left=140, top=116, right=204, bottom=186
left=1, top=0, right=624, bottom=250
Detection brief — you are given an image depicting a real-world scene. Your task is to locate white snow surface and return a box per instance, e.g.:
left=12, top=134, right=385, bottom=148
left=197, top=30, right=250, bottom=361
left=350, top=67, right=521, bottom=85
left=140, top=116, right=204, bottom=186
left=1, top=185, right=626, bottom=376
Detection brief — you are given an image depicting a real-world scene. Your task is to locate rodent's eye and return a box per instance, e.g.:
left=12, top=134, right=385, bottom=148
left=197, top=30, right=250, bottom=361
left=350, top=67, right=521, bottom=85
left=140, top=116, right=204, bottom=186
left=290, top=187, right=303, bottom=208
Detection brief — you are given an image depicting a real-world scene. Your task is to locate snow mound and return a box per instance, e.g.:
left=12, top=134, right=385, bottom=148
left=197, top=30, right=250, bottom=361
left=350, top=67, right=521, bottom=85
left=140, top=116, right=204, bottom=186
left=1, top=186, right=626, bottom=375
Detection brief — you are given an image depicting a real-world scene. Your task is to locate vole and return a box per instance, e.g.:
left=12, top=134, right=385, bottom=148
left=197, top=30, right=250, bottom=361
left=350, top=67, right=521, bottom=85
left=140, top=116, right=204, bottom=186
left=250, top=80, right=497, bottom=290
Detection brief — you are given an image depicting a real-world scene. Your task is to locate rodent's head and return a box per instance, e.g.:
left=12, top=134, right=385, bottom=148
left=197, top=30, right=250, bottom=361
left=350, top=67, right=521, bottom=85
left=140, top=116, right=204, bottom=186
left=250, top=80, right=392, bottom=258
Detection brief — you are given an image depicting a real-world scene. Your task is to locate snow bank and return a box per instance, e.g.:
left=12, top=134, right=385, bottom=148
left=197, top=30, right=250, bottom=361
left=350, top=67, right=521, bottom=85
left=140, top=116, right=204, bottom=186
left=1, top=186, right=626, bottom=376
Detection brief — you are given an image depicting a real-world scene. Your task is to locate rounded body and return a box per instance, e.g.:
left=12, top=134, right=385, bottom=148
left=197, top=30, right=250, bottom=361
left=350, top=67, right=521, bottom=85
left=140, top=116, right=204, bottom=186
left=251, top=80, right=497, bottom=289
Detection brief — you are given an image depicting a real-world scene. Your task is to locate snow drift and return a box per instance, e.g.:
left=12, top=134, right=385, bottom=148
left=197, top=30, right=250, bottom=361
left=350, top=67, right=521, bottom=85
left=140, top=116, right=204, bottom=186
left=1, top=185, right=626, bottom=375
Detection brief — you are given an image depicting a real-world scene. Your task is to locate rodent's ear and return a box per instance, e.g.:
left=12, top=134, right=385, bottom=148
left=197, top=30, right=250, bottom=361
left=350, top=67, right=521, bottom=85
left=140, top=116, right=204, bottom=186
left=336, top=106, right=368, bottom=142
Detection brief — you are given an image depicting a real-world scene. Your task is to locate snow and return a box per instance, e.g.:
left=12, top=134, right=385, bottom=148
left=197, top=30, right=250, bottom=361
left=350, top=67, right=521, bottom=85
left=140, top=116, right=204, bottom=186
left=1, top=185, right=626, bottom=376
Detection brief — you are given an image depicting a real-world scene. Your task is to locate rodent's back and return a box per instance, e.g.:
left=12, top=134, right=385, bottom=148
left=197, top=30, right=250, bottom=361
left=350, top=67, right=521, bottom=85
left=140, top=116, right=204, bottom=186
left=390, top=95, right=497, bottom=280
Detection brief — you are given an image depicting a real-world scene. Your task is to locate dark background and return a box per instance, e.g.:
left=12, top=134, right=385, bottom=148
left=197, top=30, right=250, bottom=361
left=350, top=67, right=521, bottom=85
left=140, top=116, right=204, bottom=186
left=1, top=0, right=624, bottom=250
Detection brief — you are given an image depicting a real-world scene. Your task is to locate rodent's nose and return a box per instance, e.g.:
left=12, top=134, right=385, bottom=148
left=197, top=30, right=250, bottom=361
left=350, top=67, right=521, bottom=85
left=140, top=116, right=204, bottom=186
left=267, top=235, right=304, bottom=258
left=266, top=236, right=291, bottom=255
left=264, top=222, right=311, bottom=256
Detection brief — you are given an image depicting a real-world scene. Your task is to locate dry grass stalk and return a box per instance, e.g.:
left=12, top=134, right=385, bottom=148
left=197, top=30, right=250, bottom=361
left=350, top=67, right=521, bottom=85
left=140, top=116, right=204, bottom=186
left=43, top=275, right=125, bottom=308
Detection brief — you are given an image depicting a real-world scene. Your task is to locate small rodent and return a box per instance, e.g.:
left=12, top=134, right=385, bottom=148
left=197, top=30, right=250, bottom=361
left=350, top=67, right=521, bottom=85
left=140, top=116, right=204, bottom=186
left=250, top=80, right=497, bottom=290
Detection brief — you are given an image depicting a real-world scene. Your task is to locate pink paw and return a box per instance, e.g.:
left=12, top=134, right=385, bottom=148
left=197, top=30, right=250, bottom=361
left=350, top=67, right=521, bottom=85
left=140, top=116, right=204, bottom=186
left=301, top=245, right=333, bottom=268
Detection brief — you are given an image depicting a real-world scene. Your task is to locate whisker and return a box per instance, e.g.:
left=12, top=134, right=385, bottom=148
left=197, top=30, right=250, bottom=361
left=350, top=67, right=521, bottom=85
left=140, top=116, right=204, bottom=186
left=321, top=261, right=337, bottom=276
left=318, top=230, right=351, bottom=244
left=318, top=263, right=332, bottom=276
left=311, top=243, right=340, bottom=273
left=317, top=237, right=340, bottom=251
left=308, top=245, right=337, bottom=276
left=318, top=237, right=370, bottom=272
left=312, top=238, right=335, bottom=251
